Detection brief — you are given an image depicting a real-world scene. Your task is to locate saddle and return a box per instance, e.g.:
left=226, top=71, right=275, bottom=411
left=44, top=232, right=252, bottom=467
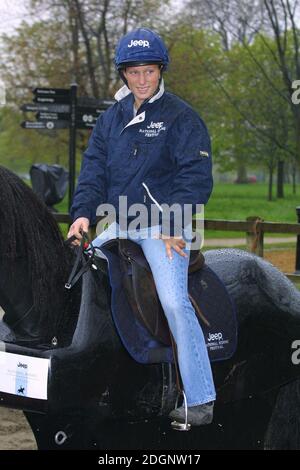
left=104, top=239, right=206, bottom=346
left=66, top=234, right=237, bottom=364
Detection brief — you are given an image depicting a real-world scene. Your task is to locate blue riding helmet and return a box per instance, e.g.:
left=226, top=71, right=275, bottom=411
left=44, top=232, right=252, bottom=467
left=115, top=27, right=169, bottom=71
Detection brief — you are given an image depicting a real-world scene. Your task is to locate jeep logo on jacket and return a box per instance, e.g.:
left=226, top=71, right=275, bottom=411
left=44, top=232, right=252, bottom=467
left=70, top=80, right=213, bottom=235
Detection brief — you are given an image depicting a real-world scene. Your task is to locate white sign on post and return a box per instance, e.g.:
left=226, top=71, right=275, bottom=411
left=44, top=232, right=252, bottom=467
left=0, top=351, right=49, bottom=400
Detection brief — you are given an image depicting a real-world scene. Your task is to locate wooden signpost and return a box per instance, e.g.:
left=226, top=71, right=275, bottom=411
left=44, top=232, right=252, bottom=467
left=20, top=85, right=114, bottom=209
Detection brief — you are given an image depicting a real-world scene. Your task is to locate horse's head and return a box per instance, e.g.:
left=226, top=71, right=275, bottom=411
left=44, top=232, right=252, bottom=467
left=0, top=167, right=123, bottom=421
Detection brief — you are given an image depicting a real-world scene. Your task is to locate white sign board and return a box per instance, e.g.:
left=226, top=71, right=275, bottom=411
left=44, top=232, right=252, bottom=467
left=0, top=351, right=49, bottom=400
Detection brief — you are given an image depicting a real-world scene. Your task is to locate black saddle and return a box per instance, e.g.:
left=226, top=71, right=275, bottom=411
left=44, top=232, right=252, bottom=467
left=100, top=239, right=206, bottom=345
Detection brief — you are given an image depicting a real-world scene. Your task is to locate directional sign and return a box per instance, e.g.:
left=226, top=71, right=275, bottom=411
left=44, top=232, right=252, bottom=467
left=99, top=99, right=115, bottom=107
left=76, top=122, right=96, bottom=129
left=36, top=112, right=70, bottom=121
left=33, top=88, right=70, bottom=97
left=77, top=106, right=105, bottom=115
left=76, top=110, right=105, bottom=129
left=21, top=103, right=70, bottom=113
left=33, top=95, right=70, bottom=104
left=21, top=103, right=42, bottom=113
left=77, top=112, right=102, bottom=122
left=77, top=97, right=115, bottom=108
left=78, top=113, right=97, bottom=124
left=75, top=120, right=97, bottom=128
left=21, top=84, right=115, bottom=213
left=21, top=120, right=69, bottom=130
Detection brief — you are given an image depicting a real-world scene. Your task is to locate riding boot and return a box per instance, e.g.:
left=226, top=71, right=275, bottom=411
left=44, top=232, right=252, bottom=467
left=169, top=401, right=214, bottom=426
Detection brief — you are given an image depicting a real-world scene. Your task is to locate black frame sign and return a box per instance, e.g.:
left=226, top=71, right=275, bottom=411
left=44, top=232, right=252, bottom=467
left=20, top=85, right=114, bottom=209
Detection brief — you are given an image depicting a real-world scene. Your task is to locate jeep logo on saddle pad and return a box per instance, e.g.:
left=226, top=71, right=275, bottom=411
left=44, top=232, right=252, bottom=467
left=206, top=331, right=230, bottom=353
left=208, top=332, right=223, bottom=342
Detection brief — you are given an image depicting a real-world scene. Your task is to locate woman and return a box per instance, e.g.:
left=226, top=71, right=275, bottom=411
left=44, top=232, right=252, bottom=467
left=68, top=27, right=216, bottom=426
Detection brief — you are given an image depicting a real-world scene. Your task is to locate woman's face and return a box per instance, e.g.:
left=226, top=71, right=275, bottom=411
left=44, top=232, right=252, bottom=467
left=123, top=64, right=161, bottom=106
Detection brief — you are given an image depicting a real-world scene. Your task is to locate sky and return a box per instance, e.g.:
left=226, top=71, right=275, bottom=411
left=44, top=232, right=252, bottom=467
left=0, top=0, right=185, bottom=35
left=0, top=0, right=31, bottom=36
left=0, top=0, right=31, bottom=103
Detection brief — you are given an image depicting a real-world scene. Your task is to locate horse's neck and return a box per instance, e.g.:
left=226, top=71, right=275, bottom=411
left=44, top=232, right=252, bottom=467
left=0, top=257, right=41, bottom=339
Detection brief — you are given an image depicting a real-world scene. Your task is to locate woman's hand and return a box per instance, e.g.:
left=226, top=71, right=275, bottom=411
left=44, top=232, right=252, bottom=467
left=67, top=217, right=90, bottom=246
left=161, top=235, right=187, bottom=260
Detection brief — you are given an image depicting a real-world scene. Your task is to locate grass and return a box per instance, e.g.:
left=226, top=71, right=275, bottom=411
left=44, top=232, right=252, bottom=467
left=206, top=182, right=299, bottom=221
left=55, top=198, right=68, bottom=214
left=204, top=183, right=300, bottom=239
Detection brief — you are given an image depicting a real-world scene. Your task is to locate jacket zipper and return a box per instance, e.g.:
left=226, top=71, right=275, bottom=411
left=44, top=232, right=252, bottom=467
left=142, top=182, right=163, bottom=212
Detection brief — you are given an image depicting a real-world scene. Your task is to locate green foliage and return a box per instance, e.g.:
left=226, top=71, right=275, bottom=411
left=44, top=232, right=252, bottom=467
left=0, top=18, right=85, bottom=173
left=0, top=106, right=73, bottom=172
left=0, top=3, right=298, bottom=195
left=165, top=25, right=296, bottom=181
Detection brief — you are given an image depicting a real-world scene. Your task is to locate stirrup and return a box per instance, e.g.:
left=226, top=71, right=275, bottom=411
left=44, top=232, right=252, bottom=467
left=170, top=391, right=191, bottom=432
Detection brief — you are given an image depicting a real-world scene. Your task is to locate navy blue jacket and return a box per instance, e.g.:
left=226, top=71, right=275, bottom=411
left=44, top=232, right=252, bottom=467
left=70, top=82, right=213, bottom=236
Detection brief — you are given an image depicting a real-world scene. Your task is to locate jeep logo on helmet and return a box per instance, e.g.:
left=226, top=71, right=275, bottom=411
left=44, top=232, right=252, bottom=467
left=128, top=39, right=150, bottom=48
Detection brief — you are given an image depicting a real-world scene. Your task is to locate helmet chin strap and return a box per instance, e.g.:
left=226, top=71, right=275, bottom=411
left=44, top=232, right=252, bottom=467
left=138, top=85, right=160, bottom=108
left=119, top=70, right=128, bottom=86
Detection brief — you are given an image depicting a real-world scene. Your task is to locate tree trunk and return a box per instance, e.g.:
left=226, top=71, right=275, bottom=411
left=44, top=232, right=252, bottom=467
left=75, top=0, right=99, bottom=98
left=236, top=163, right=248, bottom=184
left=268, top=165, right=273, bottom=201
left=295, top=115, right=300, bottom=194
left=276, top=160, right=284, bottom=199
left=292, top=163, right=297, bottom=194
left=69, top=1, right=80, bottom=83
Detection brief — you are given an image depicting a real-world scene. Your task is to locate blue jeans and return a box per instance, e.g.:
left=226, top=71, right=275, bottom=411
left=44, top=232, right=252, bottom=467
left=92, top=222, right=216, bottom=406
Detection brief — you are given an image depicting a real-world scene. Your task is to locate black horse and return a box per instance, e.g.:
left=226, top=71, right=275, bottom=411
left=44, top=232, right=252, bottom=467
left=0, top=166, right=300, bottom=450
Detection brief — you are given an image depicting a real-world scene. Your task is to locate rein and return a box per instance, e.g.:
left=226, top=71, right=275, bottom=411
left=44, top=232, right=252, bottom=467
left=64, top=233, right=97, bottom=290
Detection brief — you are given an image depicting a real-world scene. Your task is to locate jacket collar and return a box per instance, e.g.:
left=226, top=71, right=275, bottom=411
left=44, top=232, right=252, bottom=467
left=114, top=79, right=165, bottom=104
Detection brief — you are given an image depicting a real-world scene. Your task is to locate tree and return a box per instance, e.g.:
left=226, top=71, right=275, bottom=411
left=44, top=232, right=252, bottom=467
left=262, top=0, right=300, bottom=195
left=30, top=0, right=171, bottom=97
left=166, top=19, right=296, bottom=197
left=0, top=0, right=172, bottom=173
left=184, top=0, right=267, bottom=50
left=177, top=0, right=299, bottom=196
left=0, top=21, right=72, bottom=172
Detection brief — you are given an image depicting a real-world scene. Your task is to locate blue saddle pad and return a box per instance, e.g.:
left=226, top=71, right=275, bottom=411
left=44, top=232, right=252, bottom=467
left=100, top=246, right=237, bottom=364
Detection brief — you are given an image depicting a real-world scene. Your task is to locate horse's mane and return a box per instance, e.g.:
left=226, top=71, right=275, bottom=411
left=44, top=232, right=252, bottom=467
left=0, top=166, right=74, bottom=341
